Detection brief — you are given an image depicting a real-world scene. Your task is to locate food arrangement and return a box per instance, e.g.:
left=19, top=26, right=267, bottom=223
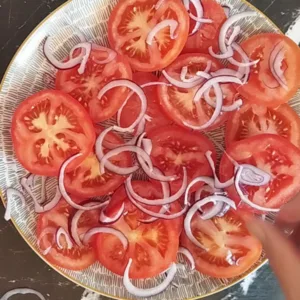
left=3, top=0, right=300, bottom=298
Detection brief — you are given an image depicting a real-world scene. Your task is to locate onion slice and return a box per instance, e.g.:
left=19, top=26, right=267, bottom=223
left=0, top=288, right=45, bottom=300
left=162, top=70, right=205, bottom=89
left=226, top=26, right=241, bottom=45
left=56, top=227, right=73, bottom=249
left=124, top=258, right=177, bottom=297
left=209, top=46, right=234, bottom=59
left=70, top=42, right=92, bottom=74
left=178, top=247, right=195, bottom=270
left=146, top=20, right=178, bottom=45
left=83, top=227, right=128, bottom=249
left=239, top=164, right=271, bottom=186
left=100, top=202, right=125, bottom=224
left=235, top=167, right=279, bottom=212
left=201, top=201, right=224, bottom=220
left=92, top=44, right=117, bottom=64
left=4, top=188, right=26, bottom=221
left=37, top=227, right=56, bottom=255
left=184, top=196, right=236, bottom=249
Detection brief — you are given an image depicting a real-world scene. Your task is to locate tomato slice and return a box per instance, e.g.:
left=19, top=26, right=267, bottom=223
left=64, top=126, right=132, bottom=198
left=220, top=134, right=300, bottom=210
left=233, top=33, right=300, bottom=107
left=158, top=54, right=238, bottom=131
left=119, top=72, right=173, bottom=133
left=37, top=197, right=99, bottom=271
left=96, top=182, right=181, bottom=279
left=108, top=0, right=189, bottom=72
left=11, top=90, right=95, bottom=176
left=55, top=47, right=132, bottom=122
left=225, top=103, right=300, bottom=148
left=180, top=210, right=262, bottom=278
left=147, top=125, right=216, bottom=193
left=182, top=0, right=227, bottom=54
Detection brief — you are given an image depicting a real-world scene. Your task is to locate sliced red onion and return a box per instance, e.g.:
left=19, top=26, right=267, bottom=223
left=178, top=247, right=195, bottom=270
left=183, top=0, right=190, bottom=10
left=56, top=227, right=73, bottom=249
left=189, top=13, right=213, bottom=24
left=217, top=203, right=231, bottom=217
left=184, top=196, right=236, bottom=249
left=139, top=205, right=170, bottom=223
left=4, top=188, right=26, bottom=221
left=91, top=44, right=117, bottom=64
left=142, top=138, right=153, bottom=155
left=205, top=150, right=235, bottom=188
left=100, top=202, right=125, bottom=224
left=0, top=288, right=45, bottom=300
left=59, top=154, right=110, bottom=211
left=222, top=5, right=231, bottom=18
left=37, top=227, right=56, bottom=256
left=155, top=0, right=165, bottom=10
left=201, top=201, right=224, bottom=220
left=124, top=258, right=177, bottom=297
left=184, top=83, right=223, bottom=130
left=83, top=227, right=128, bottom=249
left=180, top=66, right=203, bottom=83
left=209, top=46, right=234, bottom=59
left=211, top=68, right=243, bottom=78
left=226, top=26, right=241, bottom=45
left=100, top=145, right=153, bottom=175
left=195, top=184, right=219, bottom=201
left=162, top=70, right=205, bottom=89
left=235, top=167, right=279, bottom=212
left=269, top=42, right=288, bottom=90
left=146, top=20, right=178, bottom=45
left=44, top=37, right=85, bottom=70
left=239, top=164, right=271, bottom=186
left=98, top=80, right=147, bottom=133
left=126, top=168, right=187, bottom=206
left=69, top=42, right=92, bottom=74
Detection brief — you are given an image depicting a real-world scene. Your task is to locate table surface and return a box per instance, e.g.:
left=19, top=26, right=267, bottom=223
left=0, top=0, right=299, bottom=299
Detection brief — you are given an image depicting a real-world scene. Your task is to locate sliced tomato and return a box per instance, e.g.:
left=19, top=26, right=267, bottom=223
left=56, top=46, right=132, bottom=122
left=147, top=125, right=216, bottom=193
left=64, top=126, right=132, bottom=198
left=11, top=90, right=95, bottom=176
left=220, top=134, right=300, bottom=210
left=158, top=54, right=238, bottom=131
left=37, top=197, right=99, bottom=271
left=108, top=0, right=189, bottom=72
left=225, top=103, right=300, bottom=148
left=182, top=0, right=227, bottom=54
left=119, top=72, right=173, bottom=133
left=96, top=182, right=181, bottom=279
left=233, top=33, right=300, bottom=107
left=180, top=210, right=262, bottom=278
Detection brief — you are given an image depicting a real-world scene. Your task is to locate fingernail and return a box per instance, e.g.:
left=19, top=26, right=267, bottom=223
left=246, top=220, right=266, bottom=243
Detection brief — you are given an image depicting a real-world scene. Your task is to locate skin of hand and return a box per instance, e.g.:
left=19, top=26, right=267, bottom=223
left=244, top=196, right=300, bottom=300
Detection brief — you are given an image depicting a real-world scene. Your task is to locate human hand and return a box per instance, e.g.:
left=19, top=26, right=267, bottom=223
left=245, top=196, right=300, bottom=300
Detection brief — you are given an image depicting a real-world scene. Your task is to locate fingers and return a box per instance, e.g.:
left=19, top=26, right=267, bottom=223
left=246, top=217, right=300, bottom=300
left=277, top=193, right=300, bottom=224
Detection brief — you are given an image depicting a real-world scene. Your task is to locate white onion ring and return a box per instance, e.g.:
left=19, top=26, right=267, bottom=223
left=83, top=227, right=128, bottom=249
left=240, top=164, right=271, bottom=186
left=4, top=188, right=26, bottom=221
left=1, top=288, right=45, bottom=300
left=37, top=227, right=56, bottom=256
left=56, top=227, right=73, bottom=249
left=231, top=42, right=251, bottom=83
left=92, top=44, right=117, bottom=64
left=69, top=42, right=92, bottom=74
left=226, top=26, right=241, bottom=45
left=124, top=258, right=177, bottom=297
left=184, top=196, right=236, bottom=249
left=209, top=46, right=234, bottom=59
left=235, top=166, right=279, bottom=212
left=201, top=201, right=224, bottom=220
left=178, top=247, right=195, bottom=270
left=100, top=202, right=125, bottom=224
left=146, top=20, right=178, bottom=45
left=139, top=205, right=170, bottom=223
left=142, top=138, right=153, bottom=155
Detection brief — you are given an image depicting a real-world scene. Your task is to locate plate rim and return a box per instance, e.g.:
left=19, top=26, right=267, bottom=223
left=0, top=0, right=282, bottom=298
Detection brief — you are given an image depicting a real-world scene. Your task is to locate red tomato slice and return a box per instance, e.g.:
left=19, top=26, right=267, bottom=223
left=147, top=125, right=216, bottom=193
left=64, top=126, right=132, bottom=198
left=158, top=54, right=238, bottom=131
left=96, top=182, right=181, bottom=279
left=233, top=33, right=300, bottom=107
left=180, top=210, right=262, bottom=278
left=220, top=134, right=300, bottom=210
left=182, top=0, right=227, bottom=54
left=108, top=0, right=189, bottom=72
left=56, top=47, right=132, bottom=122
left=225, top=103, right=300, bottom=148
left=37, top=197, right=99, bottom=271
left=11, top=90, right=95, bottom=176
left=119, top=72, right=173, bottom=133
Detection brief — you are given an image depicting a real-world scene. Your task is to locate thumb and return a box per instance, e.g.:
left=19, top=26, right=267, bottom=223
left=246, top=218, right=300, bottom=300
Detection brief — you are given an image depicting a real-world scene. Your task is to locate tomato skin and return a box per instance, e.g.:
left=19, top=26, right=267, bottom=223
left=37, top=197, right=99, bottom=271
left=182, top=0, right=227, bottom=54
left=56, top=47, right=132, bottom=123
left=225, top=103, right=300, bottom=148
left=180, top=210, right=262, bottom=278
left=234, top=33, right=300, bottom=107
left=220, top=134, right=300, bottom=211
left=11, top=89, right=95, bottom=176
left=119, top=72, right=173, bottom=133
left=96, top=182, right=180, bottom=279
left=108, top=0, right=190, bottom=72
left=158, top=54, right=238, bottom=131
